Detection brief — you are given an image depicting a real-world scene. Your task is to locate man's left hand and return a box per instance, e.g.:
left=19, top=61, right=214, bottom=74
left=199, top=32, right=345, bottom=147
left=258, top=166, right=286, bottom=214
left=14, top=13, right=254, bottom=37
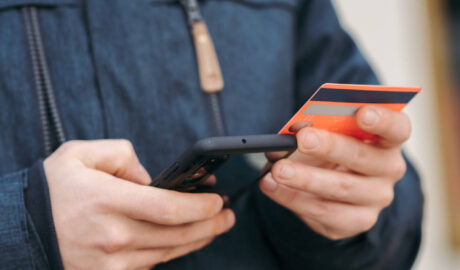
left=259, top=105, right=411, bottom=240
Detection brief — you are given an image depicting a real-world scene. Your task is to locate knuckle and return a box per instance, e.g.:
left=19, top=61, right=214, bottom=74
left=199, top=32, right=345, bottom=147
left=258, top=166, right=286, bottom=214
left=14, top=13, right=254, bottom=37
left=331, top=180, right=353, bottom=200
left=299, top=168, right=316, bottom=191
left=209, top=219, right=223, bottom=237
left=202, top=194, right=222, bottom=216
left=214, top=196, right=224, bottom=210
left=357, top=213, right=379, bottom=233
left=399, top=114, right=412, bottom=141
left=280, top=189, right=300, bottom=207
left=100, top=225, right=132, bottom=253
left=175, top=228, right=193, bottom=246
left=192, top=238, right=212, bottom=252
left=327, top=233, right=344, bottom=241
left=349, top=146, right=367, bottom=169
left=378, top=188, right=394, bottom=207
left=158, top=203, right=178, bottom=224
left=91, top=193, right=112, bottom=213
left=204, top=237, right=215, bottom=247
left=104, top=257, right=129, bottom=270
left=307, top=200, right=329, bottom=219
left=117, top=139, right=135, bottom=157
left=213, top=214, right=228, bottom=235
left=321, top=132, right=335, bottom=157
left=159, top=254, right=170, bottom=264
left=57, top=140, right=81, bottom=155
left=158, top=249, right=170, bottom=264
left=392, top=157, right=407, bottom=179
left=200, top=200, right=218, bottom=218
left=324, top=228, right=345, bottom=241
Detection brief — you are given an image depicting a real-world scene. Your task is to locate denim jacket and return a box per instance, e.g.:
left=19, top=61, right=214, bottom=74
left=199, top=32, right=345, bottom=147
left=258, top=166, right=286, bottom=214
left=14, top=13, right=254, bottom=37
left=0, top=0, right=423, bottom=269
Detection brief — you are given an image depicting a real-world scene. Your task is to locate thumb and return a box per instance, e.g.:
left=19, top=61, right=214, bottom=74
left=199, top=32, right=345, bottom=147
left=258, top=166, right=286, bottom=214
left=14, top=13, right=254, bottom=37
left=71, top=139, right=152, bottom=185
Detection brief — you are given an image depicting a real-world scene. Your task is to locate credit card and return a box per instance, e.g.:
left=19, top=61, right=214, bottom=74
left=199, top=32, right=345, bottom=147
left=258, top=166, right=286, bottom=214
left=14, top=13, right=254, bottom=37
left=279, top=83, right=421, bottom=141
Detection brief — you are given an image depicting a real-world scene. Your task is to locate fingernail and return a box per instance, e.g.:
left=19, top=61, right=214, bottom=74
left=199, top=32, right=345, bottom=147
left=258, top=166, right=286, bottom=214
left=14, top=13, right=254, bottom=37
left=362, top=108, right=380, bottom=126
left=302, top=132, right=319, bottom=150
left=261, top=175, right=278, bottom=192
left=277, top=163, right=295, bottom=180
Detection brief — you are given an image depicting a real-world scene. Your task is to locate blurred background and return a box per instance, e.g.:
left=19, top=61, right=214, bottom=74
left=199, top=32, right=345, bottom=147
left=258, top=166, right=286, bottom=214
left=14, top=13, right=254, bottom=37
left=331, top=0, right=460, bottom=269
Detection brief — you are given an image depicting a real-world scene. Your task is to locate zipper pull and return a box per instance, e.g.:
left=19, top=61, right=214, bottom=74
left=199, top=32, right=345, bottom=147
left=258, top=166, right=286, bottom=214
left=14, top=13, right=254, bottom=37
left=191, top=21, right=224, bottom=93
left=180, top=0, right=224, bottom=93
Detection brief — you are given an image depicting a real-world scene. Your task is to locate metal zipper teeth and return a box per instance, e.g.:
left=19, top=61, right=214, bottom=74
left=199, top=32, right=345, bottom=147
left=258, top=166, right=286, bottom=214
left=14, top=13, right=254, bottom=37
left=22, top=8, right=52, bottom=155
left=23, top=7, right=66, bottom=155
left=206, top=93, right=227, bottom=136
left=29, top=8, right=66, bottom=145
left=180, top=0, right=228, bottom=137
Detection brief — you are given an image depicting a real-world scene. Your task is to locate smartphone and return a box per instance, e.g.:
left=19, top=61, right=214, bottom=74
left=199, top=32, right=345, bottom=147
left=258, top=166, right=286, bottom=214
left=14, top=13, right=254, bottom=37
left=151, top=134, right=297, bottom=191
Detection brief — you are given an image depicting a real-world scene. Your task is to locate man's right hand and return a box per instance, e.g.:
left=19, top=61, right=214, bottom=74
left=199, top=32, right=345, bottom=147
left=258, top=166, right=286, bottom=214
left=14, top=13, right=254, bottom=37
left=44, top=140, right=235, bottom=270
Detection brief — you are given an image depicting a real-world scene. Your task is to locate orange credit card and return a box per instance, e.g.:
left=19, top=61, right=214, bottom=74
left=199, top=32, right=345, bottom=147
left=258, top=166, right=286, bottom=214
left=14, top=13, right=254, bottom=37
left=279, top=83, right=421, bottom=141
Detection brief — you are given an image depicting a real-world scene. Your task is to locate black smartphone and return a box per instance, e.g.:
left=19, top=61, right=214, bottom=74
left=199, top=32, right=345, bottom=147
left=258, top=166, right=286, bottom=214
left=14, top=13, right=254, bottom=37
left=151, top=134, right=297, bottom=191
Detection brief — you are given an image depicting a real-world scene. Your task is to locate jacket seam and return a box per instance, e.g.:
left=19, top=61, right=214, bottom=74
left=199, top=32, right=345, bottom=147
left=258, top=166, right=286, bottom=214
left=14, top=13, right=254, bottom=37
left=20, top=170, right=37, bottom=270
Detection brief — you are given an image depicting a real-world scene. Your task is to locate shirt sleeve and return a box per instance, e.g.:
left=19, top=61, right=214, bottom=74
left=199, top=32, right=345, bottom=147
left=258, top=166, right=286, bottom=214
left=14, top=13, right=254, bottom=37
left=254, top=0, right=423, bottom=269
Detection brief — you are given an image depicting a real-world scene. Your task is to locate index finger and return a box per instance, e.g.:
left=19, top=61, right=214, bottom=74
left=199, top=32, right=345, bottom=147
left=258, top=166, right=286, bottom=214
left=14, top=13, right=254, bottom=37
left=108, top=177, right=224, bottom=225
left=296, top=127, right=404, bottom=177
left=356, top=106, right=411, bottom=148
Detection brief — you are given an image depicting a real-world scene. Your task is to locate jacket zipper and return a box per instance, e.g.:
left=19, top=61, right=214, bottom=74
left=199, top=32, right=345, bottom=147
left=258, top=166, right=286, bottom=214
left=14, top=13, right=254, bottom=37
left=205, top=93, right=227, bottom=136
left=22, top=7, right=66, bottom=156
left=180, top=0, right=227, bottom=137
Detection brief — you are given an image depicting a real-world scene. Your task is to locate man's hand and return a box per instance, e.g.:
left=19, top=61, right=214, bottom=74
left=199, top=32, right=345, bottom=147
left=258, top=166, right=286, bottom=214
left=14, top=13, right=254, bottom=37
left=44, top=140, right=235, bottom=270
left=259, top=106, right=410, bottom=240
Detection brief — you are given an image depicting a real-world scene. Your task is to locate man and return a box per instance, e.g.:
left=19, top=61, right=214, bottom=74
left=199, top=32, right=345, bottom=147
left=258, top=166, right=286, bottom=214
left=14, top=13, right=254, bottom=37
left=0, top=0, right=422, bottom=269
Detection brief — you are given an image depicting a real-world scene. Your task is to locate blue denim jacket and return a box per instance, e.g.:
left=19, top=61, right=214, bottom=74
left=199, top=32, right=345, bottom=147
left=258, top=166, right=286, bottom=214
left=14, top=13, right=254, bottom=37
left=0, top=0, right=423, bottom=269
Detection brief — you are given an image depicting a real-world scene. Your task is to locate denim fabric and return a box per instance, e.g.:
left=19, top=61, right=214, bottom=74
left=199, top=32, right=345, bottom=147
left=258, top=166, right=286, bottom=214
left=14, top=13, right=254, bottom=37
left=0, top=0, right=423, bottom=269
left=0, top=171, right=33, bottom=269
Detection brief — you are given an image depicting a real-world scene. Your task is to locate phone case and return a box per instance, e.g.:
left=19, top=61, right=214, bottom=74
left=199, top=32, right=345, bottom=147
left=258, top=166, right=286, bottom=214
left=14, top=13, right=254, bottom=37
left=151, top=134, right=297, bottom=191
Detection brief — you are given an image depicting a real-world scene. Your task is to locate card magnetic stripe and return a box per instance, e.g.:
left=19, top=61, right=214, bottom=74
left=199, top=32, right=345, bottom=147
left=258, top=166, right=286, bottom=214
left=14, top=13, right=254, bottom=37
left=312, top=88, right=417, bottom=104
left=303, top=104, right=359, bottom=116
